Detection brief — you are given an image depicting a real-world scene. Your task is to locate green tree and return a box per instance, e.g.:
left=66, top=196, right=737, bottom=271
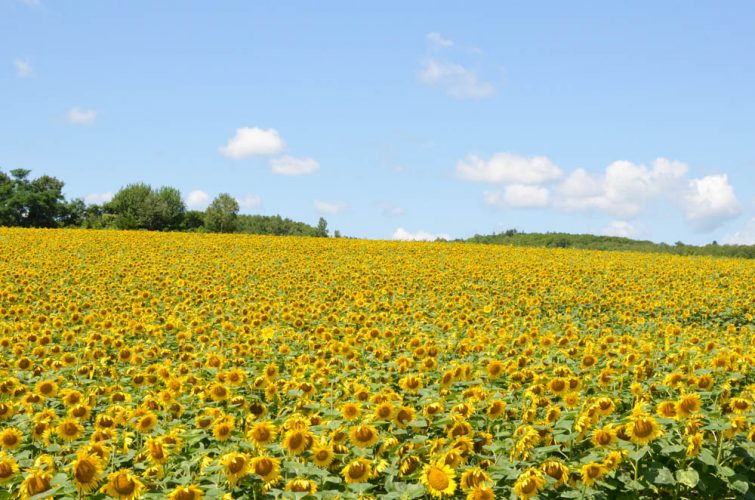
left=151, top=186, right=186, bottom=230
left=317, top=217, right=328, bottom=237
left=0, top=168, right=67, bottom=227
left=205, top=193, right=239, bottom=233
left=106, top=183, right=154, bottom=229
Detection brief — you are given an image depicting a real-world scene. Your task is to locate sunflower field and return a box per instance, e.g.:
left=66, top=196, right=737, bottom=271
left=0, top=228, right=753, bottom=500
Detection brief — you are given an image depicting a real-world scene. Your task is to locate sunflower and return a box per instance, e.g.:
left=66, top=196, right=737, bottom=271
left=167, top=484, right=203, bottom=500
left=729, top=397, right=752, bottom=415
left=0, top=451, right=20, bottom=484
left=250, top=455, right=281, bottom=484
left=626, top=413, right=663, bottom=445
left=34, top=379, right=59, bottom=398
left=591, top=425, right=616, bottom=447
left=375, top=401, right=395, bottom=420
left=102, top=469, right=144, bottom=500
left=282, top=429, right=311, bottom=454
left=146, top=437, right=168, bottom=464
left=420, top=462, right=457, bottom=498
left=220, top=452, right=249, bottom=486
left=134, top=412, right=158, bottom=433
left=676, top=393, right=701, bottom=418
left=459, top=467, right=491, bottom=491
left=686, top=432, right=703, bottom=457
left=342, top=457, right=373, bottom=484
left=395, top=406, right=417, bottom=429
left=212, top=417, right=235, bottom=442
left=349, top=424, right=379, bottom=448
left=580, top=462, right=606, bottom=487
left=285, top=478, right=318, bottom=494
left=513, top=468, right=545, bottom=500
left=655, top=401, right=677, bottom=419
left=541, top=460, right=569, bottom=486
left=71, top=452, right=105, bottom=494
left=486, top=360, right=504, bottom=378
left=340, top=402, right=361, bottom=421
left=423, top=402, right=444, bottom=419
left=0, top=427, right=23, bottom=450
left=466, top=486, right=496, bottom=500
left=0, top=403, right=15, bottom=422
left=486, top=400, right=506, bottom=419
left=547, top=377, right=567, bottom=396
left=19, top=468, right=53, bottom=500
left=311, top=442, right=335, bottom=467
left=68, top=404, right=92, bottom=420
left=57, top=418, right=85, bottom=442
left=248, top=421, right=277, bottom=447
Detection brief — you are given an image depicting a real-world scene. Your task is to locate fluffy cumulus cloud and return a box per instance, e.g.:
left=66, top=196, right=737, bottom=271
left=426, top=32, right=453, bottom=48
left=678, top=175, right=742, bottom=232
left=600, top=220, right=641, bottom=238
left=555, top=158, right=689, bottom=218
left=219, top=127, right=285, bottom=159
left=457, top=152, right=563, bottom=184
left=185, top=190, right=210, bottom=210
left=67, top=107, right=97, bottom=125
left=392, top=227, right=450, bottom=242
left=84, top=192, right=113, bottom=204
left=14, top=59, right=32, bottom=77
left=269, top=155, right=319, bottom=176
left=484, top=184, right=550, bottom=208
left=237, top=194, right=262, bottom=211
left=418, top=59, right=495, bottom=99
left=724, top=217, right=755, bottom=245
left=553, top=158, right=742, bottom=230
left=314, top=200, right=347, bottom=214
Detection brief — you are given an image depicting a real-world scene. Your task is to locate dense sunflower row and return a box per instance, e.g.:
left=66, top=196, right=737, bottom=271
left=0, top=228, right=753, bottom=499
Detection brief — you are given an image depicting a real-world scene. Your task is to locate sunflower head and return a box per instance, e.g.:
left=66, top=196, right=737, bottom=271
left=420, top=462, right=457, bottom=498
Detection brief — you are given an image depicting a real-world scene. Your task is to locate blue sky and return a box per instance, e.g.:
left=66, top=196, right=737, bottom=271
left=2, top=0, right=754, bottom=244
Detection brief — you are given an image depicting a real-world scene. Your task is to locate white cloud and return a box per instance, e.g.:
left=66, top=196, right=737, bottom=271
left=553, top=158, right=742, bottom=231
left=679, top=174, right=742, bottom=231
left=14, top=59, right=32, bottom=78
left=269, top=155, right=319, bottom=176
left=219, top=127, right=285, bottom=159
left=426, top=32, right=453, bottom=48
left=314, top=200, right=347, bottom=214
left=418, top=59, right=495, bottom=99
left=84, top=192, right=113, bottom=204
left=723, top=217, right=755, bottom=245
left=67, top=107, right=97, bottom=125
left=392, top=227, right=450, bottom=242
left=185, top=190, right=210, bottom=210
left=237, top=194, right=262, bottom=211
left=484, top=184, right=550, bottom=208
left=457, top=152, right=563, bottom=184
left=555, top=158, right=688, bottom=218
left=380, top=203, right=405, bottom=216
left=600, top=220, right=641, bottom=238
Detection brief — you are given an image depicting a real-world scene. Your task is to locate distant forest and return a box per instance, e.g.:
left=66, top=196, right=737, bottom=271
left=0, top=168, right=330, bottom=237
left=462, top=229, right=755, bottom=259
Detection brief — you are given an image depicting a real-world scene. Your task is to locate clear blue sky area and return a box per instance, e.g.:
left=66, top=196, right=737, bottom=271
left=3, top=1, right=754, bottom=243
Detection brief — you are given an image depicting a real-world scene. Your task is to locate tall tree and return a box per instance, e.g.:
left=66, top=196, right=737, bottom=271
left=106, top=183, right=154, bottom=229
left=0, top=168, right=67, bottom=227
left=205, top=193, right=239, bottom=233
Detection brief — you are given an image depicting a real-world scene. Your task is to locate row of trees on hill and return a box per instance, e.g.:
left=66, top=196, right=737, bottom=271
left=463, top=229, right=755, bottom=259
left=0, top=168, right=330, bottom=236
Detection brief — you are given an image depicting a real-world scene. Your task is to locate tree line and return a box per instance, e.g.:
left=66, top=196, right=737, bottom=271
left=463, top=229, right=755, bottom=259
left=0, top=168, right=330, bottom=236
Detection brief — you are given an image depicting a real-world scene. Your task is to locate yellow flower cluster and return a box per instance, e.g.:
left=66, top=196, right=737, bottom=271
left=0, top=228, right=752, bottom=498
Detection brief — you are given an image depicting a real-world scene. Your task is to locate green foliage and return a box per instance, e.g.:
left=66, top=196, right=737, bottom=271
left=204, top=193, right=239, bottom=233
left=463, top=229, right=755, bottom=259
left=105, top=183, right=186, bottom=231
left=0, top=168, right=68, bottom=228
left=236, top=214, right=326, bottom=237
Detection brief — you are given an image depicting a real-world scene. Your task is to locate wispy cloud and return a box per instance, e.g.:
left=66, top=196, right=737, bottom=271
left=67, top=107, right=97, bottom=125
left=269, top=155, right=320, bottom=176
left=418, top=59, right=495, bottom=99
left=14, top=59, right=33, bottom=78
left=219, top=127, right=285, bottom=159
left=392, top=227, right=450, bottom=241
left=314, top=200, right=347, bottom=214
left=426, top=32, right=453, bottom=48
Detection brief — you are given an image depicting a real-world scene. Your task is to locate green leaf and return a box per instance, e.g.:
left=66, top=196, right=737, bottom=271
left=651, top=467, right=675, bottom=485
left=731, top=480, right=749, bottom=494
left=675, top=468, right=700, bottom=488
left=717, top=466, right=735, bottom=478
left=28, top=485, right=62, bottom=500
left=697, top=448, right=716, bottom=466
left=628, top=446, right=649, bottom=461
